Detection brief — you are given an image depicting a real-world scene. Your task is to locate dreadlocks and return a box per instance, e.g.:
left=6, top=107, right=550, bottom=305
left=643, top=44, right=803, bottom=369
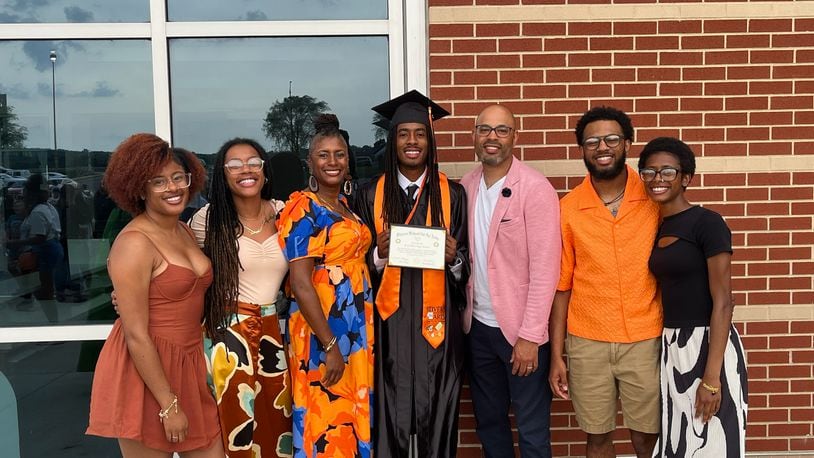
left=380, top=126, right=445, bottom=228
left=201, top=138, right=273, bottom=340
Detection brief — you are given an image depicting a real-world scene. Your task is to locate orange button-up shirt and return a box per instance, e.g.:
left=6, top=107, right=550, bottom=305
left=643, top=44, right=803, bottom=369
left=558, top=165, right=662, bottom=343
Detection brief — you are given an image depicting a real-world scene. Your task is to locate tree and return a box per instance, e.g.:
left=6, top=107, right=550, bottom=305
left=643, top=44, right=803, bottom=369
left=0, top=102, right=28, bottom=149
left=372, top=113, right=389, bottom=142
left=262, top=95, right=329, bottom=158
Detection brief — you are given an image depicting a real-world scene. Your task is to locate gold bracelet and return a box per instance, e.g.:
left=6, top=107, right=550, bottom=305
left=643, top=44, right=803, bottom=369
left=158, top=394, right=178, bottom=423
left=324, top=336, right=338, bottom=353
left=700, top=381, right=720, bottom=395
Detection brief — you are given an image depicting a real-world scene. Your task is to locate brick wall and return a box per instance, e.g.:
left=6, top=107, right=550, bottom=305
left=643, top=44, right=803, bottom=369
left=427, top=1, right=814, bottom=455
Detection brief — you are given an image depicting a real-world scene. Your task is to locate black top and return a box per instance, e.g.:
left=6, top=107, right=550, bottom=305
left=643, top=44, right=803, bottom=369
left=649, top=205, right=732, bottom=327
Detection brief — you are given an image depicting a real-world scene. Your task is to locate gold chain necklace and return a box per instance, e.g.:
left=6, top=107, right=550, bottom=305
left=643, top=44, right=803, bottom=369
left=240, top=218, right=266, bottom=235
left=315, top=193, right=346, bottom=217
left=238, top=204, right=268, bottom=236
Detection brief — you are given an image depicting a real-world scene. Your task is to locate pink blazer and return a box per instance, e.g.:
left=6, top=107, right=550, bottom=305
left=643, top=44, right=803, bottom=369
left=460, top=157, right=561, bottom=345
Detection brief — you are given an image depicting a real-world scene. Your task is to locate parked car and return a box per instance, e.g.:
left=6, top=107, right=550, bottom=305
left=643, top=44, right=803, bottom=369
left=48, top=177, right=78, bottom=188
left=8, top=169, right=31, bottom=179
left=0, top=173, right=27, bottom=189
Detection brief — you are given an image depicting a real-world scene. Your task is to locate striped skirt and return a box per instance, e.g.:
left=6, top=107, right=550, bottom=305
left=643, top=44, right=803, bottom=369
left=655, top=325, right=748, bottom=458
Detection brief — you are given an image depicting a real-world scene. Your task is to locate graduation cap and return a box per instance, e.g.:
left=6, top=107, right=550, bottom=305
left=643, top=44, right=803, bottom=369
left=371, top=89, right=450, bottom=129
left=373, top=118, right=390, bottom=130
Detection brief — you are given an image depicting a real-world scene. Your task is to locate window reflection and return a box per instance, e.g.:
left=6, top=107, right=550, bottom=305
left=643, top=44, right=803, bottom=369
left=0, top=40, right=153, bottom=325
left=0, top=341, right=119, bottom=457
left=167, top=0, right=386, bottom=21
left=0, top=0, right=148, bottom=23
left=169, top=36, right=389, bottom=189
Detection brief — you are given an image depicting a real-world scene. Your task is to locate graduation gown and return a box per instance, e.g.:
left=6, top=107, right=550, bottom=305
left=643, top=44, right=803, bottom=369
left=353, top=177, right=470, bottom=458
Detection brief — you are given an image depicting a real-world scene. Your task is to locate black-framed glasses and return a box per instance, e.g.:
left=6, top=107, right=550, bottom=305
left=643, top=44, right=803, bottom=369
left=147, top=173, right=192, bottom=192
left=224, top=157, right=265, bottom=173
left=582, top=134, right=623, bottom=150
left=639, top=167, right=681, bottom=182
left=474, top=124, right=514, bottom=138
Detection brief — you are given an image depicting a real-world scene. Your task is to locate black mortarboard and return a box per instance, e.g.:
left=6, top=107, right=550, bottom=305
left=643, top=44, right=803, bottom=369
left=373, top=118, right=390, bottom=130
left=371, top=89, right=451, bottom=129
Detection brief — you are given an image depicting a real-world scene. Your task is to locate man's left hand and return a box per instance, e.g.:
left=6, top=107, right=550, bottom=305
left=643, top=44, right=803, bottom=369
left=444, top=234, right=457, bottom=264
left=510, top=337, right=539, bottom=377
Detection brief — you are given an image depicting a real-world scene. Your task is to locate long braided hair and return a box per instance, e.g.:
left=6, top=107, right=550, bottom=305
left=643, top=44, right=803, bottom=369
left=380, top=125, right=445, bottom=227
left=202, top=138, right=273, bottom=340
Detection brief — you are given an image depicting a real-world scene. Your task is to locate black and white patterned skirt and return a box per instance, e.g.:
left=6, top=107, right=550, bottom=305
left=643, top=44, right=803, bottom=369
left=655, top=325, right=748, bottom=458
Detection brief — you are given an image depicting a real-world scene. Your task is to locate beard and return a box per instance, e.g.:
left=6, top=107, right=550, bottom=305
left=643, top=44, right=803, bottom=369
left=584, top=151, right=627, bottom=181
left=475, top=143, right=510, bottom=167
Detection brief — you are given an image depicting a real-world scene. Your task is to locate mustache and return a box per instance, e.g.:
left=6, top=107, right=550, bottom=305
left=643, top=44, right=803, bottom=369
left=480, top=141, right=502, bottom=148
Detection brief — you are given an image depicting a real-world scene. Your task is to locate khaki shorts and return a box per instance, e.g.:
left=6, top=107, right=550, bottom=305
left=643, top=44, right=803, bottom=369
left=566, top=334, right=660, bottom=435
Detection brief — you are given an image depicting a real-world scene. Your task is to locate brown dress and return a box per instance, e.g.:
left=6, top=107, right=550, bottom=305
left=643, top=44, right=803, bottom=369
left=86, top=230, right=220, bottom=452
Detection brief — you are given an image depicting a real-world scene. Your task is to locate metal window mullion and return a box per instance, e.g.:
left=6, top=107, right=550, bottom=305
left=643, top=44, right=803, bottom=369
left=0, top=23, right=150, bottom=39
left=403, top=0, right=428, bottom=94
left=165, top=19, right=389, bottom=38
left=149, top=0, right=172, bottom=142
left=387, top=0, right=406, bottom=97
left=1, top=324, right=113, bottom=343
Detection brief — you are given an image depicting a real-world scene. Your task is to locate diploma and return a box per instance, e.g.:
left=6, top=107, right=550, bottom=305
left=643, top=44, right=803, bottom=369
left=388, top=224, right=446, bottom=270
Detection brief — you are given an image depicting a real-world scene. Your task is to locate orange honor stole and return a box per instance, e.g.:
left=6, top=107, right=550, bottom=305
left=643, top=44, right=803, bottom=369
left=374, top=173, right=451, bottom=348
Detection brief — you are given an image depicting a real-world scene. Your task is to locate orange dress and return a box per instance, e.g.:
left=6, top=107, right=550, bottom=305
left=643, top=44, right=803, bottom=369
left=278, top=191, right=374, bottom=458
left=86, top=236, right=220, bottom=452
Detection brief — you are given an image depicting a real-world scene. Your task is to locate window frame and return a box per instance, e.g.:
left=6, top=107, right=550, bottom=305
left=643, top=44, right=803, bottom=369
left=0, top=0, right=427, bottom=343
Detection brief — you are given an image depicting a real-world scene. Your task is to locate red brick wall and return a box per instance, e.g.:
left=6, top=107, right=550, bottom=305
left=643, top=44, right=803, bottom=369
left=428, top=2, right=814, bottom=455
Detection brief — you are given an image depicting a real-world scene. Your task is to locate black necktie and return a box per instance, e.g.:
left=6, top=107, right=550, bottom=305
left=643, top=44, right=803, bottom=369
left=406, top=184, right=419, bottom=207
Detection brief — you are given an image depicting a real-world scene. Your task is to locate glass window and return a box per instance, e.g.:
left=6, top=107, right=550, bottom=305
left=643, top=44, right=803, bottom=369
left=0, top=1, right=148, bottom=23
left=167, top=0, right=387, bottom=21
left=0, top=40, right=153, bottom=326
left=169, top=36, right=389, bottom=194
left=0, top=340, right=120, bottom=456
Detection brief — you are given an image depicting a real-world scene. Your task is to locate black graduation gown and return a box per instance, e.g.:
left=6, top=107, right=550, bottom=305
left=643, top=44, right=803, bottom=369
left=352, top=177, right=470, bottom=458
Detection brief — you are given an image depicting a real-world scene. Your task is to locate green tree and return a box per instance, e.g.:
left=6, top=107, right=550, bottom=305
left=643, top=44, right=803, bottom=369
left=0, top=102, right=28, bottom=149
left=262, top=95, right=329, bottom=158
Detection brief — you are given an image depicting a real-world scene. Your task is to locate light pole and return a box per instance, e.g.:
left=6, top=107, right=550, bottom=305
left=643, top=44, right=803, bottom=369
left=49, top=49, right=56, bottom=177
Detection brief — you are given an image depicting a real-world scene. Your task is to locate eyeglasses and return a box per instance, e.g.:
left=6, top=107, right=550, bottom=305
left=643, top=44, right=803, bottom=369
left=582, top=134, right=624, bottom=151
left=147, top=173, right=192, bottom=192
left=639, top=167, right=681, bottom=182
left=224, top=157, right=264, bottom=173
left=474, top=124, right=514, bottom=138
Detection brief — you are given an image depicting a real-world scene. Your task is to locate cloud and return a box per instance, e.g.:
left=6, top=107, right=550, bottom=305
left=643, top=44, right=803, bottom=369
left=0, top=12, right=23, bottom=22
left=244, top=10, right=268, bottom=21
left=0, top=83, right=32, bottom=100
left=22, top=41, right=84, bottom=72
left=8, top=0, right=49, bottom=11
left=63, top=6, right=93, bottom=22
left=71, top=81, right=121, bottom=98
left=37, top=82, right=63, bottom=98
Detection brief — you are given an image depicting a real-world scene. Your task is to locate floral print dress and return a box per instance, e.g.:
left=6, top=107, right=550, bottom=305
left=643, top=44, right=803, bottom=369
left=277, top=191, right=374, bottom=458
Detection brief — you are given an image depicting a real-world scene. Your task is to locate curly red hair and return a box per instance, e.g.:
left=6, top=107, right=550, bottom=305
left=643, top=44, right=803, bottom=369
left=103, top=133, right=206, bottom=215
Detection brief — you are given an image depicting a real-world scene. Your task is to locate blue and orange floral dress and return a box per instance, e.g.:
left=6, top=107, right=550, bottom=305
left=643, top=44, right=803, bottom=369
left=277, top=191, right=374, bottom=458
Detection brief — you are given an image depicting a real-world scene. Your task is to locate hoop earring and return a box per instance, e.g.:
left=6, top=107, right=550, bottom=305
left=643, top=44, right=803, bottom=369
left=308, top=175, right=319, bottom=192
left=265, top=177, right=269, bottom=184
left=343, top=178, right=353, bottom=196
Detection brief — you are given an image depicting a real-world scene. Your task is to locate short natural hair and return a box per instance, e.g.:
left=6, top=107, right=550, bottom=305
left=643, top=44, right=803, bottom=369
left=574, top=106, right=635, bottom=146
left=103, top=133, right=206, bottom=215
left=638, top=136, right=696, bottom=177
